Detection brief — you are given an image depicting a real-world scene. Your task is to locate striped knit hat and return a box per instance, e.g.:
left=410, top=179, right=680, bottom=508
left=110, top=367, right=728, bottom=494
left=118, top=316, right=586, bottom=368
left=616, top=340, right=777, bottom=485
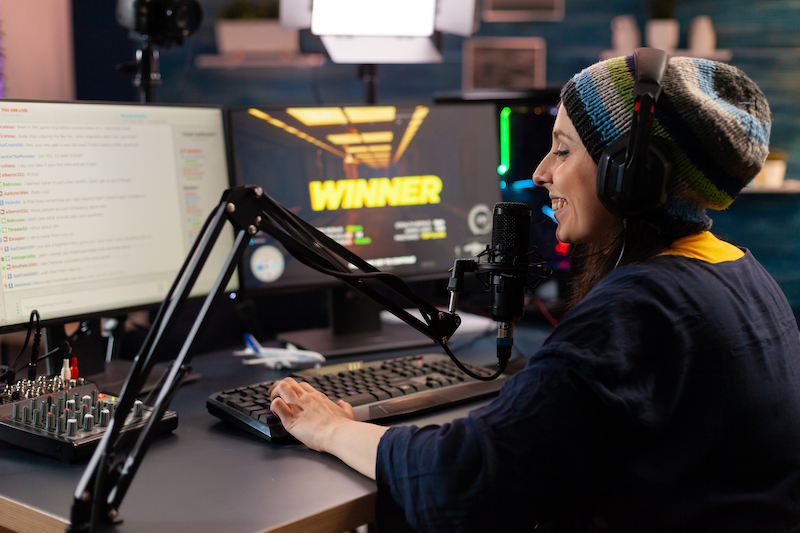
left=560, top=54, right=771, bottom=227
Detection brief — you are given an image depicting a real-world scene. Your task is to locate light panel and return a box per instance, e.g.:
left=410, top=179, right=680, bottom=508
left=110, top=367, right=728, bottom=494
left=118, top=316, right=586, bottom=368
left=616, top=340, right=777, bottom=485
left=360, top=131, right=394, bottom=143
left=368, top=144, right=392, bottom=152
left=326, top=133, right=363, bottom=145
left=285, top=107, right=348, bottom=126
left=311, top=0, right=436, bottom=37
left=343, top=106, right=396, bottom=124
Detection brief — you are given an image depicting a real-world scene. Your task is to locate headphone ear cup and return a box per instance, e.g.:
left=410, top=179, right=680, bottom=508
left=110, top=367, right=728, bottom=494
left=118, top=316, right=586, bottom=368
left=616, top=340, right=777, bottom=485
left=596, top=136, right=671, bottom=218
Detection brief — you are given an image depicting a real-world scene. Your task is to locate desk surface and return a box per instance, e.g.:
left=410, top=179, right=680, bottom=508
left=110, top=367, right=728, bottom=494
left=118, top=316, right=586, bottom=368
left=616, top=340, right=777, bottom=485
left=0, top=326, right=550, bottom=533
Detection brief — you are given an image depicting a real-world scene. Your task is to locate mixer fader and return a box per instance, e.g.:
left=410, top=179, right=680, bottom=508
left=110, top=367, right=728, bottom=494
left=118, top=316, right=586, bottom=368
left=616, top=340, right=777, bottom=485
left=0, top=375, right=178, bottom=462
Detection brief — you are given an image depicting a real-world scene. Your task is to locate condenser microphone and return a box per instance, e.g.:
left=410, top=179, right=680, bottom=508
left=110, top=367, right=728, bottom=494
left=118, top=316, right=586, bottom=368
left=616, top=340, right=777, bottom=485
left=487, top=202, right=531, bottom=362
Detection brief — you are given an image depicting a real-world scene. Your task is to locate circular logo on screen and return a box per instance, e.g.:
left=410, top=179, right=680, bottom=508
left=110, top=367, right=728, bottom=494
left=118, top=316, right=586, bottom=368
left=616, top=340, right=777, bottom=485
left=250, top=245, right=285, bottom=283
left=467, top=203, right=492, bottom=235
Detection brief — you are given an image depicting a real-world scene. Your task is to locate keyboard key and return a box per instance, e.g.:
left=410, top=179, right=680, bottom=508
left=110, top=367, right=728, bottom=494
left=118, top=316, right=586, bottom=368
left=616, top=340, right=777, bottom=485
left=368, top=388, right=390, bottom=401
left=341, top=393, right=376, bottom=407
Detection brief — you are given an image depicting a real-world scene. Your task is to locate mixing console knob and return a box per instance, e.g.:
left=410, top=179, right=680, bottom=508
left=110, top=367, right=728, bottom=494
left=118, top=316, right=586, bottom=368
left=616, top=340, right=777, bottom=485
left=32, top=409, right=42, bottom=427
left=46, top=412, right=56, bottom=432
left=83, top=413, right=95, bottom=432
left=66, top=418, right=78, bottom=437
left=57, top=397, right=66, bottom=413
left=58, top=415, right=67, bottom=434
left=78, top=404, right=89, bottom=427
left=66, top=399, right=76, bottom=412
left=82, top=395, right=92, bottom=407
left=99, top=408, right=110, bottom=427
left=91, top=390, right=99, bottom=405
left=133, top=400, right=143, bottom=419
left=22, top=406, right=30, bottom=424
left=30, top=398, right=39, bottom=412
left=12, top=402, right=21, bottom=421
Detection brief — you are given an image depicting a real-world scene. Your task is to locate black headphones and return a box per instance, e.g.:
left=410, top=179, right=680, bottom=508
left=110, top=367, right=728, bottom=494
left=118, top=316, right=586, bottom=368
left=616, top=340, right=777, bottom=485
left=596, top=47, right=673, bottom=218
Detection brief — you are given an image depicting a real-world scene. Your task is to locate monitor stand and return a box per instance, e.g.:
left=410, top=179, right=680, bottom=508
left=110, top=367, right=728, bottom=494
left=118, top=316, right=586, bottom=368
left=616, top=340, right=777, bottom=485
left=277, top=286, right=435, bottom=358
left=44, top=319, right=200, bottom=397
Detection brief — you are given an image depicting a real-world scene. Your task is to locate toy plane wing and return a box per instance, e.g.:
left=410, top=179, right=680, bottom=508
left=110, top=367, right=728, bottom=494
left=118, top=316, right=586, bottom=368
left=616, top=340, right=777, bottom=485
left=234, top=333, right=325, bottom=369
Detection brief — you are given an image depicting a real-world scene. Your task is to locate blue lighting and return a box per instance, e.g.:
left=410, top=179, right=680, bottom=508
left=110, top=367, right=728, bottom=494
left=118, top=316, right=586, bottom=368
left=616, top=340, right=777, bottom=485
left=542, top=205, right=558, bottom=224
left=499, top=180, right=507, bottom=190
left=510, top=178, right=535, bottom=190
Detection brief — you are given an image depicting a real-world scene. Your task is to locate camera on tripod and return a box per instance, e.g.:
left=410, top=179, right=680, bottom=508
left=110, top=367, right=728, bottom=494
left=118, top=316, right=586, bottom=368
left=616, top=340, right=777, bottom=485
left=116, top=0, right=202, bottom=48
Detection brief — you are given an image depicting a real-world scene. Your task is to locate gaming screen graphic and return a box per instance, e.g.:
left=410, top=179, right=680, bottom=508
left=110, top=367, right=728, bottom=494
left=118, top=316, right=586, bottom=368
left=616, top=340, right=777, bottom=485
left=228, top=103, right=502, bottom=291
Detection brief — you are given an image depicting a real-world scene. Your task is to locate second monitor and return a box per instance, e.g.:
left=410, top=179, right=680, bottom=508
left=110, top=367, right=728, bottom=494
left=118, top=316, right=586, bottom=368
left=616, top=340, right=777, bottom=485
left=227, top=103, right=502, bottom=356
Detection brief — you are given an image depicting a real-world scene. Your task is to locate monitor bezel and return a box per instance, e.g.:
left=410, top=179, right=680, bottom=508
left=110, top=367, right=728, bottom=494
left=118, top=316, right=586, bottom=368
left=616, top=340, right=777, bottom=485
left=0, top=98, right=237, bottom=336
left=225, top=101, right=503, bottom=298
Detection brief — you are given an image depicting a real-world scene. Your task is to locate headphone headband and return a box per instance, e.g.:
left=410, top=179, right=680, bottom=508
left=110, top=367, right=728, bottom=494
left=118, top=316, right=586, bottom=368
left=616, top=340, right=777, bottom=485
left=596, top=48, right=672, bottom=218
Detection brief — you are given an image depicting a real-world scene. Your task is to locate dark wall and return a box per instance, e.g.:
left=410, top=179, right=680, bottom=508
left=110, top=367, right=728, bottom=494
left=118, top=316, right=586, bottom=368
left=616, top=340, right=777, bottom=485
left=72, top=0, right=139, bottom=101
left=70, top=1, right=800, bottom=326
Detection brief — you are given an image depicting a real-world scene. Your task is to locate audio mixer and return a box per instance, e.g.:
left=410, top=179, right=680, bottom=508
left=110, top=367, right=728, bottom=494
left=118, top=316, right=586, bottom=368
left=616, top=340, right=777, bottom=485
left=0, top=374, right=178, bottom=462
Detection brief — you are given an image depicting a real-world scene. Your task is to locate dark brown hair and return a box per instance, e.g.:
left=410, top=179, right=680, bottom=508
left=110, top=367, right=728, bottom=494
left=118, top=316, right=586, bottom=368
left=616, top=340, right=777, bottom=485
left=565, top=210, right=702, bottom=310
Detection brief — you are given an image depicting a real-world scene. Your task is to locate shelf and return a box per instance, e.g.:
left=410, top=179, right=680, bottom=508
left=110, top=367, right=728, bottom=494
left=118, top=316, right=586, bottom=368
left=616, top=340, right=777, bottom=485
left=600, top=49, right=732, bottom=61
left=195, top=53, right=326, bottom=69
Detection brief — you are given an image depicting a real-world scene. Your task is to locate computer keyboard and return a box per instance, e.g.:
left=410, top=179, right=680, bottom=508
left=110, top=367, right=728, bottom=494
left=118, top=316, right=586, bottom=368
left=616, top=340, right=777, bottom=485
left=207, top=353, right=508, bottom=443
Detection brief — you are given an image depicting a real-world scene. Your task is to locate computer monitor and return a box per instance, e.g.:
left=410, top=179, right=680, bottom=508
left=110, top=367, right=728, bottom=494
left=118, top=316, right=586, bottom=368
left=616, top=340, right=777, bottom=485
left=435, top=90, right=566, bottom=270
left=0, top=100, right=236, bottom=379
left=227, top=102, right=502, bottom=356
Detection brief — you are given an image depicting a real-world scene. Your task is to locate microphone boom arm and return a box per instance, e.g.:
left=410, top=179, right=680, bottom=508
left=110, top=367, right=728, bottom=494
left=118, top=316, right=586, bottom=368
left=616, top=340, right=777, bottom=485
left=68, top=185, right=468, bottom=531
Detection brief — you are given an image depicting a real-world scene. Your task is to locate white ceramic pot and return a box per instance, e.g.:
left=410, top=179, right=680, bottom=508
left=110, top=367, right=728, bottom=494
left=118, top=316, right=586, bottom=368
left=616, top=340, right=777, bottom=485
left=215, top=19, right=299, bottom=55
left=688, top=15, right=716, bottom=54
left=645, top=18, right=679, bottom=53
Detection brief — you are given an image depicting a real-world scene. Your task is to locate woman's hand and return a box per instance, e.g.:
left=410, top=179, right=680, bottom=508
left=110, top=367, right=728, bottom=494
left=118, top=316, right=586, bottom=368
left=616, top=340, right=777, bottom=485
left=268, top=377, right=355, bottom=452
left=268, top=377, right=388, bottom=479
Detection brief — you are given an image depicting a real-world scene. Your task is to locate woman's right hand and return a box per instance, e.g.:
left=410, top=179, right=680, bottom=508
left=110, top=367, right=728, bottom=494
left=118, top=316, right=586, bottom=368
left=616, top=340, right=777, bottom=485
left=268, top=377, right=355, bottom=452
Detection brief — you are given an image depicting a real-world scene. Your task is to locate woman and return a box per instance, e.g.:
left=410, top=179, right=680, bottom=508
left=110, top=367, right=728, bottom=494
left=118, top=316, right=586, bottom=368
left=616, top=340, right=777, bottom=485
left=268, top=53, right=800, bottom=531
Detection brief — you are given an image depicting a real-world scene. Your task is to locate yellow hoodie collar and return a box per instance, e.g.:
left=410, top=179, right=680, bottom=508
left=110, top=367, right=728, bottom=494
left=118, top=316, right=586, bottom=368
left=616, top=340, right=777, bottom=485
left=658, top=231, right=744, bottom=263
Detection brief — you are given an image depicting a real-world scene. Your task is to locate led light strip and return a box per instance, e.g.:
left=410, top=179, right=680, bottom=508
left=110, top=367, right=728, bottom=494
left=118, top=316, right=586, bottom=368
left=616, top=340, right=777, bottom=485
left=498, top=106, right=511, bottom=175
left=392, top=106, right=429, bottom=165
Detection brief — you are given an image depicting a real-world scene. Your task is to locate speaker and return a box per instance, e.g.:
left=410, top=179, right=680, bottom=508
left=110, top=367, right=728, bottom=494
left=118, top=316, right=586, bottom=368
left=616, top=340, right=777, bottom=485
left=596, top=47, right=672, bottom=218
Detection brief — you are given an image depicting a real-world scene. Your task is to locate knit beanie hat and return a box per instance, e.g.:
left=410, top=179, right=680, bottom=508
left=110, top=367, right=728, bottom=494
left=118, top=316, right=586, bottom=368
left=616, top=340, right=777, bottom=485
left=560, top=54, right=771, bottom=228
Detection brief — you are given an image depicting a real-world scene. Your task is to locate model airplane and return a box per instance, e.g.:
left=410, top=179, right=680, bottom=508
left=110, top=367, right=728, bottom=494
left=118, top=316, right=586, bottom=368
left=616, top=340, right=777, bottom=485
left=233, top=333, right=326, bottom=369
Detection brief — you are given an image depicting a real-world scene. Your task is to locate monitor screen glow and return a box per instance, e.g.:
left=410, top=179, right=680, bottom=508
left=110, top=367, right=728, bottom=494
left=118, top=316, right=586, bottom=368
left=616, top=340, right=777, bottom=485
left=228, top=103, right=502, bottom=294
left=0, top=100, right=236, bottom=332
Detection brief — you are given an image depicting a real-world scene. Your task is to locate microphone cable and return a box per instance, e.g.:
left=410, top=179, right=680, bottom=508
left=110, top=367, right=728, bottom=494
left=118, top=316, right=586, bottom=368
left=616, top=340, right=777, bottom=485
left=1, top=310, right=41, bottom=384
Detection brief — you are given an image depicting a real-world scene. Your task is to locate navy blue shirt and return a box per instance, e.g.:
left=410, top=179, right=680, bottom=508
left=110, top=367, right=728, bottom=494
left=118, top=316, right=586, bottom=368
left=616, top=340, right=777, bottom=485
left=375, top=243, right=800, bottom=532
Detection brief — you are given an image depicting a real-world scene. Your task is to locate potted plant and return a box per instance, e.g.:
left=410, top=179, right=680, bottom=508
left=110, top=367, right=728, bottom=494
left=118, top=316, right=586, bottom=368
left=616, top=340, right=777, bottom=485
left=645, top=0, right=679, bottom=52
left=215, top=0, right=299, bottom=56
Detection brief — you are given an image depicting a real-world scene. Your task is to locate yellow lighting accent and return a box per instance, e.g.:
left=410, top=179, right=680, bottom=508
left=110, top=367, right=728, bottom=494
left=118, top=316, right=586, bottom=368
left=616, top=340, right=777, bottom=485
left=248, top=109, right=272, bottom=121
left=343, top=106, right=396, bottom=123
left=369, top=144, right=392, bottom=152
left=286, top=107, right=348, bottom=126
left=393, top=105, right=429, bottom=164
left=308, top=175, right=442, bottom=210
left=327, top=133, right=363, bottom=145
left=247, top=108, right=348, bottom=160
left=360, top=131, right=394, bottom=143
left=345, top=145, right=371, bottom=153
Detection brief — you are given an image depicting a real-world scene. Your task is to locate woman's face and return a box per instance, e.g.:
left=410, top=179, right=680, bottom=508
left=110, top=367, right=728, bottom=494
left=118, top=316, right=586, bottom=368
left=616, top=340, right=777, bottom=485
left=533, top=106, right=618, bottom=245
